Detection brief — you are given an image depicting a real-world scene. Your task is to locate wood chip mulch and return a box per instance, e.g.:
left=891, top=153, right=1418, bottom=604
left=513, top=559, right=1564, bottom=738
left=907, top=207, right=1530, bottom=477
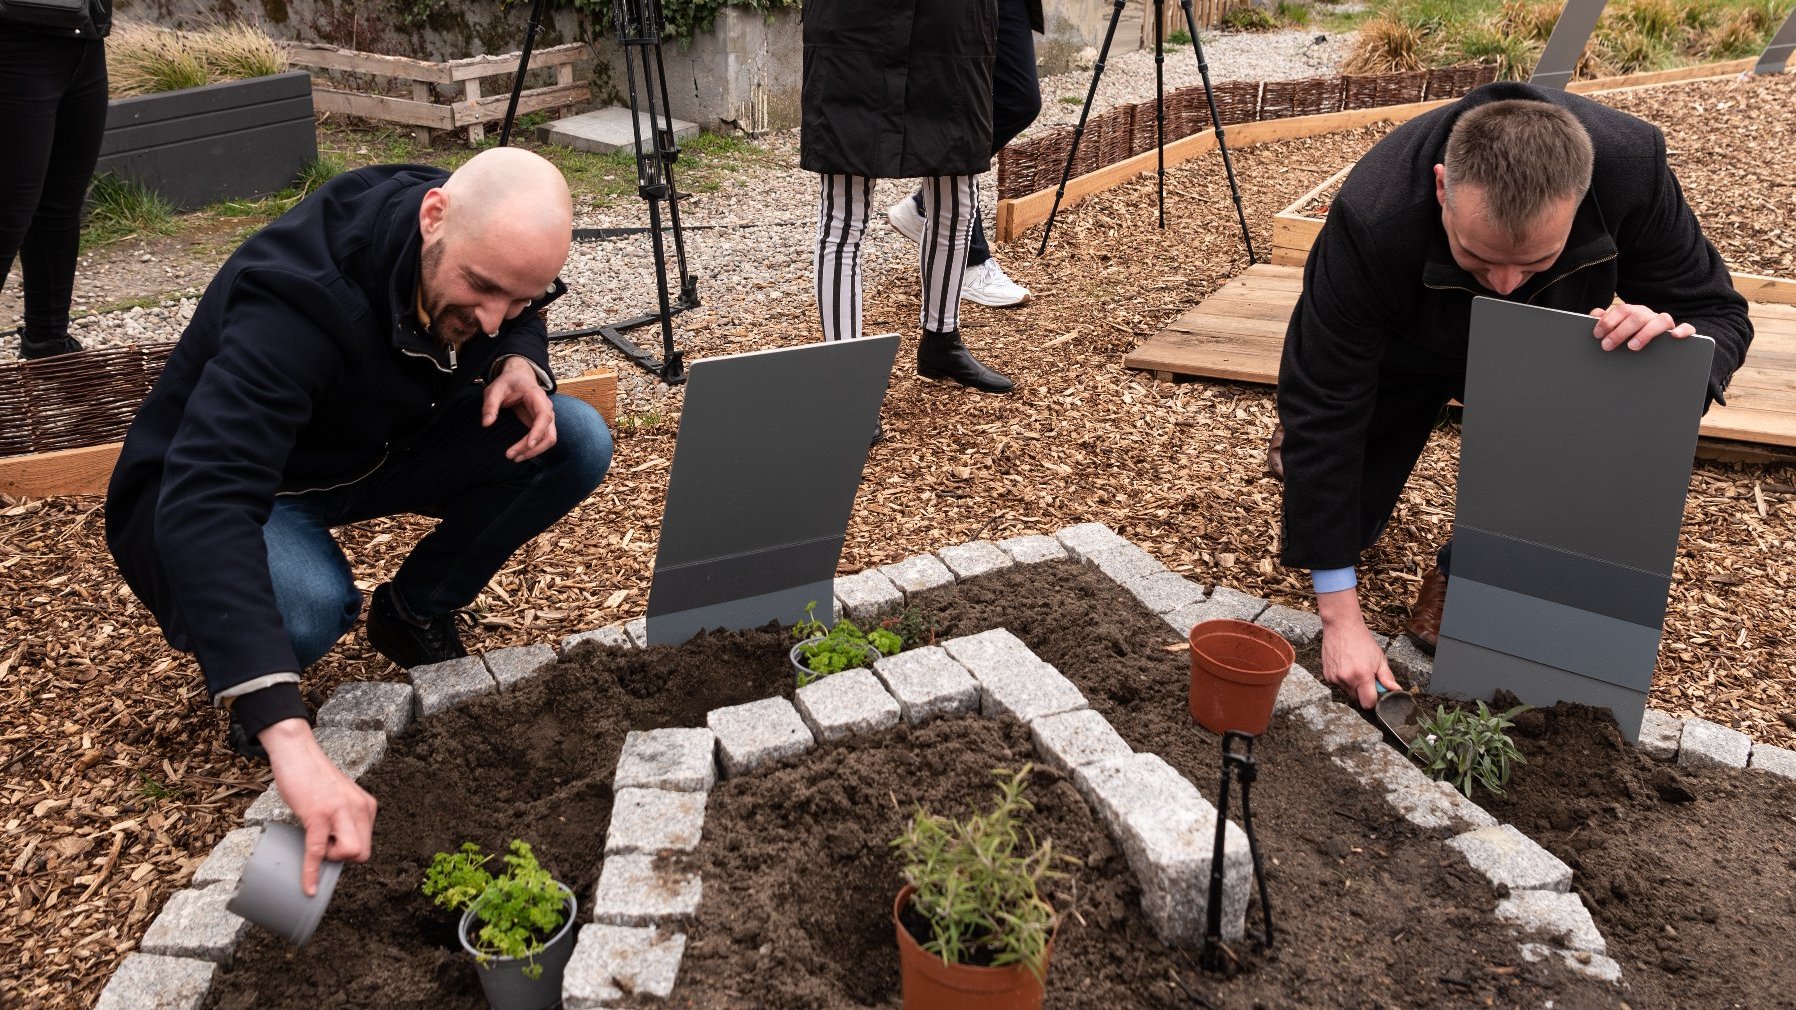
left=6, top=76, right=1796, bottom=1010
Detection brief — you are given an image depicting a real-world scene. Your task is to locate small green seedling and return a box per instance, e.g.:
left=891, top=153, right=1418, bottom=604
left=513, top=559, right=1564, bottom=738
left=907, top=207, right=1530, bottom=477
left=1408, top=701, right=1529, bottom=798
left=422, top=840, right=567, bottom=979
left=892, top=765, right=1071, bottom=979
left=881, top=604, right=940, bottom=652
left=792, top=601, right=904, bottom=687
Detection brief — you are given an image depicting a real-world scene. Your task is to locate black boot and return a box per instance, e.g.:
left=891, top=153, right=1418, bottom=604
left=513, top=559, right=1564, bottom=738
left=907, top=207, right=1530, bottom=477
left=19, top=330, right=82, bottom=360
left=367, top=582, right=468, bottom=669
left=917, top=329, right=1013, bottom=394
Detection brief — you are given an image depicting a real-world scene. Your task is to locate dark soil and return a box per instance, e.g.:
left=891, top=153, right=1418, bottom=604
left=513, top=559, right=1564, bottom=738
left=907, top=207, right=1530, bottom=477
left=1477, top=698, right=1796, bottom=1010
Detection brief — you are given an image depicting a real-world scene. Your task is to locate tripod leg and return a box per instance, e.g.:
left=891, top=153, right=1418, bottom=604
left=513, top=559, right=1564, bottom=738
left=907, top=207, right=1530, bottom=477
left=631, top=32, right=681, bottom=382
left=498, top=0, right=550, bottom=147
left=1181, top=0, right=1257, bottom=263
left=1036, top=0, right=1129, bottom=257
left=648, top=19, right=699, bottom=310
left=1154, top=0, right=1165, bottom=229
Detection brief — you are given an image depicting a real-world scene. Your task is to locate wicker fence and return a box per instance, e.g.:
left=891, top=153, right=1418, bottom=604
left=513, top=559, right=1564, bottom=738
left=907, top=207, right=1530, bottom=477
left=0, top=343, right=174, bottom=458
left=997, top=64, right=1498, bottom=200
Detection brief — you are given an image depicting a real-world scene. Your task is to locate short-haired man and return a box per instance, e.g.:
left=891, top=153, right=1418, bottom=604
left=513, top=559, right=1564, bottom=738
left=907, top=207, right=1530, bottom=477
left=106, top=148, right=613, bottom=891
left=1276, top=83, right=1752, bottom=708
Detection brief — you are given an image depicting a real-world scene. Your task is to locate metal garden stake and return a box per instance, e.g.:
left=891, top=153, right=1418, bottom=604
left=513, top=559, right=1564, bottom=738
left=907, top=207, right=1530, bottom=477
left=1202, top=730, right=1274, bottom=971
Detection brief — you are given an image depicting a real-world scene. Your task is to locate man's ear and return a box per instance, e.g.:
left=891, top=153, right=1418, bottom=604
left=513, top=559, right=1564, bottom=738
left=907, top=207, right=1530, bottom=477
left=1433, top=164, right=1448, bottom=208
left=419, top=187, right=449, bottom=242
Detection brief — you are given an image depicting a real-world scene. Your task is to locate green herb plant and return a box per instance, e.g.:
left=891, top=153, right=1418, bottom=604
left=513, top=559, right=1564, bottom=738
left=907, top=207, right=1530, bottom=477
left=1407, top=701, right=1529, bottom=798
left=880, top=604, right=940, bottom=652
left=791, top=601, right=902, bottom=686
left=422, top=840, right=568, bottom=979
left=891, top=765, right=1071, bottom=979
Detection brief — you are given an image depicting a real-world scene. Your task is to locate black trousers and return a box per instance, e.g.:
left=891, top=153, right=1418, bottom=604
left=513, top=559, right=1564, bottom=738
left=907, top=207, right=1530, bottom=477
left=911, top=0, right=1041, bottom=266
left=0, top=35, right=108, bottom=351
left=1354, top=371, right=1462, bottom=574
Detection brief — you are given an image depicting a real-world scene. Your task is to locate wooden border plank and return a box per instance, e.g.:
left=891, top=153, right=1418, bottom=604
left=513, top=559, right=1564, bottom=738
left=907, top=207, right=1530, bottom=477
left=450, top=82, right=591, bottom=126
left=282, top=43, right=454, bottom=83
left=444, top=42, right=588, bottom=81
left=1733, top=273, right=1796, bottom=307
left=310, top=86, right=456, bottom=129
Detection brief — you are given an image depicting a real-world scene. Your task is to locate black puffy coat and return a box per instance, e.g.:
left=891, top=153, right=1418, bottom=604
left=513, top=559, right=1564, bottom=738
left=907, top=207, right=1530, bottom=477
left=800, top=0, right=998, bottom=178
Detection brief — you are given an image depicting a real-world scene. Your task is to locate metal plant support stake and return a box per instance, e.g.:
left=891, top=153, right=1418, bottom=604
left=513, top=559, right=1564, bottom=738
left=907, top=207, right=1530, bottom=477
left=1201, top=730, right=1274, bottom=971
left=1037, top=0, right=1255, bottom=263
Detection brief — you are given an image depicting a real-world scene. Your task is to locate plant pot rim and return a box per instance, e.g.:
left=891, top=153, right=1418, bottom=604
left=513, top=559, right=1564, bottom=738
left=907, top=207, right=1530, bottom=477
left=789, top=637, right=878, bottom=675
left=892, top=883, right=1058, bottom=979
left=1189, top=620, right=1294, bottom=680
left=457, top=881, right=578, bottom=967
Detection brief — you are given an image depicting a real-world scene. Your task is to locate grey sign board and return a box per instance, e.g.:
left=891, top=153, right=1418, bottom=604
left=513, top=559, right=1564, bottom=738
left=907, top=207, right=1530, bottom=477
left=1530, top=0, right=1610, bottom=91
left=644, top=334, right=899, bottom=646
left=1756, top=6, right=1796, bottom=74
left=1432, top=298, right=1714, bottom=742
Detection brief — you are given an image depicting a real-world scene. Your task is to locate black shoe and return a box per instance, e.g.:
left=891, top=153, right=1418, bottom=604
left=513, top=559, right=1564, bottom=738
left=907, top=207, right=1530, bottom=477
left=917, top=329, right=1013, bottom=393
left=20, top=332, right=81, bottom=360
left=227, top=716, right=270, bottom=760
left=367, top=583, right=468, bottom=669
left=871, top=419, right=885, bottom=445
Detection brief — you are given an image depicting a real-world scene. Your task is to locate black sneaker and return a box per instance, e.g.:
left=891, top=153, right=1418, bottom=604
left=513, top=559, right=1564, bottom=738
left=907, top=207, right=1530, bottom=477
left=367, top=582, right=468, bottom=668
left=20, top=332, right=82, bottom=360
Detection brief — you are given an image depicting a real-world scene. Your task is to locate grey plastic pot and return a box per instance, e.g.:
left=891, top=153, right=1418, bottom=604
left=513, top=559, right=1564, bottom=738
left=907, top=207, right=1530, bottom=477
left=789, top=636, right=878, bottom=684
left=226, top=822, right=343, bottom=946
left=459, top=883, right=578, bottom=1010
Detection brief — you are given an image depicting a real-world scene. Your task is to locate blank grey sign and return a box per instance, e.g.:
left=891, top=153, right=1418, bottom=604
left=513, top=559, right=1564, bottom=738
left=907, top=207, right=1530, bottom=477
left=1434, top=298, right=1713, bottom=742
left=644, top=334, right=899, bottom=646
left=1530, top=0, right=1609, bottom=91
left=1756, top=6, right=1796, bottom=74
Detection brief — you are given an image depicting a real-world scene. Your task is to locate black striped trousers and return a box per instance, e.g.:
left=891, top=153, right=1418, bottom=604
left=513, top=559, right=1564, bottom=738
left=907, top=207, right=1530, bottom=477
left=814, top=173, right=978, bottom=342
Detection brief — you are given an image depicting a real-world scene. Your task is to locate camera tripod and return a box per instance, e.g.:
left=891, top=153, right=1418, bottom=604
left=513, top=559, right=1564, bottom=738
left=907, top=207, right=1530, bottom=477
left=1037, top=0, right=1255, bottom=263
left=498, top=0, right=697, bottom=384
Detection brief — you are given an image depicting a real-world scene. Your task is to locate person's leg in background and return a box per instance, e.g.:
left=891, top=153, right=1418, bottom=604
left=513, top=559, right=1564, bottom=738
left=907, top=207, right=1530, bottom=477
left=890, top=0, right=1040, bottom=308
left=916, top=174, right=1013, bottom=394
left=0, top=38, right=83, bottom=360
left=815, top=173, right=875, bottom=343
left=17, top=39, right=107, bottom=359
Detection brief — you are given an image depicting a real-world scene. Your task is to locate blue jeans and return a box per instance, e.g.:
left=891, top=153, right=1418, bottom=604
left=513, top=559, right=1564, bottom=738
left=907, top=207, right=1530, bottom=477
left=262, top=389, right=612, bottom=666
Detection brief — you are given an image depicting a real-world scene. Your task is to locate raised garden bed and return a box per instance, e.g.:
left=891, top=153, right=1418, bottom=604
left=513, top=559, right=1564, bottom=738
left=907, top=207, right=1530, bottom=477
left=1269, top=161, right=1353, bottom=268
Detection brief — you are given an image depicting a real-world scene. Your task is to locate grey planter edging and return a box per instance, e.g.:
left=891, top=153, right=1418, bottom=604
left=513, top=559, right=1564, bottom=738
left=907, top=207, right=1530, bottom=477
left=98, top=524, right=1796, bottom=1007
left=98, top=69, right=317, bottom=212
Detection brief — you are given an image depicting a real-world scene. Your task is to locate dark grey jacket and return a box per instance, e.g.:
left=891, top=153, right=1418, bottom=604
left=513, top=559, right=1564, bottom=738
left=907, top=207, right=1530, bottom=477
left=1277, top=82, right=1753, bottom=571
left=800, top=0, right=998, bottom=178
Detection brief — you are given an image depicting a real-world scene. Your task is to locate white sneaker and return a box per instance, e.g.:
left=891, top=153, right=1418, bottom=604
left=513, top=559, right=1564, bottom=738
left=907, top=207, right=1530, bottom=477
left=886, top=195, right=926, bottom=245
left=960, top=258, right=1031, bottom=308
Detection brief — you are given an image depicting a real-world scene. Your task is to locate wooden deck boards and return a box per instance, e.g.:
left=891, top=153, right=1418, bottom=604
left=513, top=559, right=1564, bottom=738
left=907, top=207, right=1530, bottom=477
left=1125, top=264, right=1796, bottom=449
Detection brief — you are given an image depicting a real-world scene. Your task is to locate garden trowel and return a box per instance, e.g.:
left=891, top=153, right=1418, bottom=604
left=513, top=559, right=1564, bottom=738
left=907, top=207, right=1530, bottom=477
left=1372, top=682, right=1418, bottom=749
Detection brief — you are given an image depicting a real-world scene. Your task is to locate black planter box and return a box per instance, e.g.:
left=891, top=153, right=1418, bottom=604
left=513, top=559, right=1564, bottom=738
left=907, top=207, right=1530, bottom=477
left=97, top=69, right=318, bottom=211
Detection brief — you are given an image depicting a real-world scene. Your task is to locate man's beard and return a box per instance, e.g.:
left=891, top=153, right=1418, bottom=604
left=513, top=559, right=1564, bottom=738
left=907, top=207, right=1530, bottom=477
left=419, top=242, right=483, bottom=347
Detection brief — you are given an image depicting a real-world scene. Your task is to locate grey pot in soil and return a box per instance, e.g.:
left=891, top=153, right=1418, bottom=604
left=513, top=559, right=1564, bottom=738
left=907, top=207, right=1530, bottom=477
left=459, top=883, right=578, bottom=1010
left=789, top=637, right=879, bottom=683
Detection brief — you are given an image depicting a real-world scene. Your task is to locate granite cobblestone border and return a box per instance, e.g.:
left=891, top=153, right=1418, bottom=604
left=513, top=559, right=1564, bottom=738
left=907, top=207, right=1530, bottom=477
left=97, top=526, right=1796, bottom=1007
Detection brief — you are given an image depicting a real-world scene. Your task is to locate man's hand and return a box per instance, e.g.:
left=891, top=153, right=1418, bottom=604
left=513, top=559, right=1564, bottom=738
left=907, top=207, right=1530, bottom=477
left=483, top=356, right=557, bottom=462
left=1316, top=587, right=1399, bottom=708
left=1590, top=301, right=1695, bottom=352
left=259, top=718, right=377, bottom=896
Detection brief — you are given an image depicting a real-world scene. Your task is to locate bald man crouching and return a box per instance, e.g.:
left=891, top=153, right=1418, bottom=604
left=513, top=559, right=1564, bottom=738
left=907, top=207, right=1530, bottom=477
left=105, top=149, right=612, bottom=891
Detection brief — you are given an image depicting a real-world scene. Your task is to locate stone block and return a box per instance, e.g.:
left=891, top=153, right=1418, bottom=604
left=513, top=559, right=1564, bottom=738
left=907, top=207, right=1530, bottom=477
left=794, top=667, right=901, bottom=742
left=996, top=534, right=1067, bottom=565
left=1677, top=717, right=1752, bottom=770
left=190, top=827, right=260, bottom=889
left=614, top=728, right=717, bottom=793
left=1072, top=752, right=1251, bottom=944
left=1083, top=544, right=1167, bottom=586
left=1496, top=890, right=1607, bottom=955
left=879, top=553, right=957, bottom=597
left=562, top=924, right=688, bottom=1008
left=604, top=788, right=708, bottom=856
left=624, top=617, right=648, bottom=647
left=1054, top=522, right=1130, bottom=561
left=871, top=646, right=981, bottom=724
left=561, top=622, right=636, bottom=654
left=315, top=681, right=415, bottom=737
left=1749, top=743, right=1796, bottom=780
left=139, top=887, right=248, bottom=963
left=1519, top=942, right=1622, bottom=984
left=834, top=570, right=904, bottom=623
left=1029, top=709, right=1132, bottom=775
left=1122, top=571, right=1206, bottom=615
left=1272, top=664, right=1330, bottom=715
left=707, top=697, right=814, bottom=776
left=936, top=540, right=1015, bottom=580
left=590, top=855, right=702, bottom=926
left=542, top=106, right=701, bottom=155
left=1447, top=824, right=1573, bottom=893
left=244, top=727, right=386, bottom=825
left=93, top=953, right=216, bottom=1010
left=1332, top=748, right=1496, bottom=832
left=1383, top=634, right=1434, bottom=691
left=242, top=785, right=297, bottom=827
left=486, top=643, right=557, bottom=691
left=941, top=630, right=1087, bottom=723
left=1636, top=709, right=1683, bottom=761
left=1293, top=702, right=1383, bottom=752
left=1255, top=604, right=1323, bottom=649
left=1163, top=587, right=1269, bottom=637
left=409, top=655, right=495, bottom=719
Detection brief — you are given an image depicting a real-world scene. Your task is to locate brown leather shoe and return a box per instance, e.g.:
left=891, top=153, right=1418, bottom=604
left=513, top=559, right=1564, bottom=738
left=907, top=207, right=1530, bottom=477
left=1266, top=424, right=1285, bottom=481
left=1405, top=566, right=1447, bottom=654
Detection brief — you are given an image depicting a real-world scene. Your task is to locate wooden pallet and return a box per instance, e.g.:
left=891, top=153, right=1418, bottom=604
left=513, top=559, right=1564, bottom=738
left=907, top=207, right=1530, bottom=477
left=1125, top=264, right=1796, bottom=450
left=0, top=367, right=618, bottom=499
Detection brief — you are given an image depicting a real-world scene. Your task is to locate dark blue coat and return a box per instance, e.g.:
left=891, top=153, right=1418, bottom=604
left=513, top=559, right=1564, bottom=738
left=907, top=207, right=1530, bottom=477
left=106, top=165, right=563, bottom=704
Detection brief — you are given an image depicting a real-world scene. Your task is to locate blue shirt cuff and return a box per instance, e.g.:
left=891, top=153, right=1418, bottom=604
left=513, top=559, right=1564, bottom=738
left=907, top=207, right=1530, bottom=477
left=1311, top=567, right=1358, bottom=594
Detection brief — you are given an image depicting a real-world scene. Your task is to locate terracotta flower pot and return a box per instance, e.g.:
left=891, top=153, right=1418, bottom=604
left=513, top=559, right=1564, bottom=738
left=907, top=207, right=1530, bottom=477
left=893, top=884, right=1056, bottom=1010
left=1188, top=618, right=1295, bottom=736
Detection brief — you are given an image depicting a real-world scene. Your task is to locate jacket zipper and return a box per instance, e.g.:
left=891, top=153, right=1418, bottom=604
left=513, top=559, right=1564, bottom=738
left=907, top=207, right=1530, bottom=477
left=277, top=446, right=389, bottom=496
left=1420, top=251, right=1618, bottom=302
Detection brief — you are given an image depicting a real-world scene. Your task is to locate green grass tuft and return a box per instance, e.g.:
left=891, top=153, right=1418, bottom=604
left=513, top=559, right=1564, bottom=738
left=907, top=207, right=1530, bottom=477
left=83, top=175, right=176, bottom=250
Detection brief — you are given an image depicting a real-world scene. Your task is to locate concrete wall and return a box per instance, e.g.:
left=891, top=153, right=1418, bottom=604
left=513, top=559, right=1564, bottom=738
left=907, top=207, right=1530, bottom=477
left=602, top=8, right=803, bottom=134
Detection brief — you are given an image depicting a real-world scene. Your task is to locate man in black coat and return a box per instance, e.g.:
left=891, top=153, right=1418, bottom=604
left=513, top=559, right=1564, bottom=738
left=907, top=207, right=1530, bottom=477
left=1275, top=82, right=1751, bottom=709
left=106, top=148, right=613, bottom=892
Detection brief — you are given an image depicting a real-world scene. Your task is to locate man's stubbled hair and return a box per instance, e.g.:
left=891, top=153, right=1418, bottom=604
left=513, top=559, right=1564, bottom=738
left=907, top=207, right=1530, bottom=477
left=1443, top=99, right=1594, bottom=239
